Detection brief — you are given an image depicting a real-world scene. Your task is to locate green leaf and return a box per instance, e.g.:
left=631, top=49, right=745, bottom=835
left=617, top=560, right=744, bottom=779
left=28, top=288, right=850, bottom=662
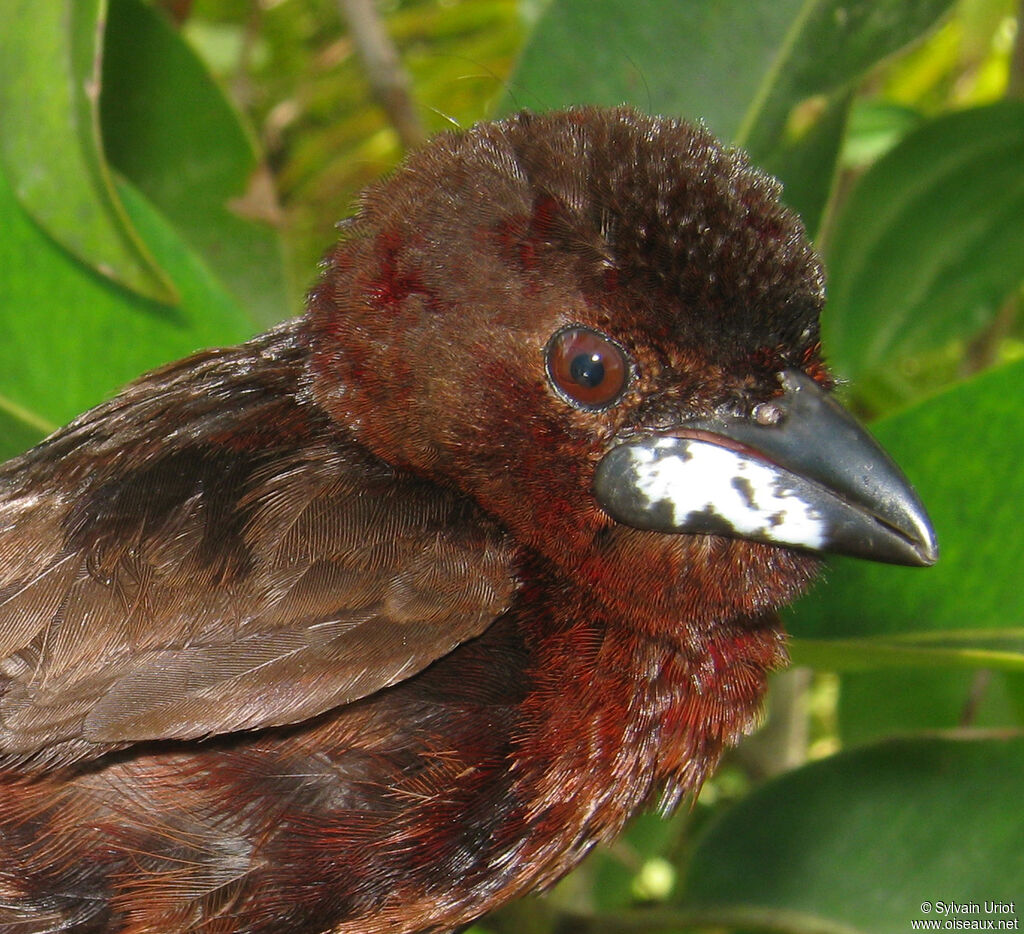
left=503, top=0, right=809, bottom=137
left=838, top=669, right=1024, bottom=745
left=0, top=157, right=254, bottom=456
left=787, top=359, right=1024, bottom=669
left=503, top=0, right=952, bottom=140
left=823, top=101, right=1024, bottom=382
left=736, top=0, right=955, bottom=154
left=0, top=406, right=54, bottom=461
left=101, top=0, right=290, bottom=326
left=501, top=0, right=955, bottom=233
left=842, top=99, right=924, bottom=168
left=755, top=91, right=853, bottom=237
left=684, top=736, right=1024, bottom=933
left=0, top=0, right=177, bottom=304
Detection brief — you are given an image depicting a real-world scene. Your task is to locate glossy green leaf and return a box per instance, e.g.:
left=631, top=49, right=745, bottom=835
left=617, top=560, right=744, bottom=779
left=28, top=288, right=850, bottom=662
left=756, top=91, right=852, bottom=236
left=736, top=0, right=954, bottom=155
left=787, top=359, right=1024, bottom=669
left=501, top=0, right=954, bottom=233
left=503, top=0, right=951, bottom=139
left=101, top=0, right=290, bottom=326
left=0, top=158, right=254, bottom=454
left=842, top=99, right=924, bottom=168
left=823, top=101, right=1024, bottom=382
left=503, top=0, right=807, bottom=136
left=0, top=0, right=176, bottom=303
left=684, top=736, right=1024, bottom=933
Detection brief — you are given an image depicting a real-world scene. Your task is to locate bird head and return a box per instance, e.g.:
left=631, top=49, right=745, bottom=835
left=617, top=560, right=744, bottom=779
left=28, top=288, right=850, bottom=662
left=306, top=107, right=935, bottom=628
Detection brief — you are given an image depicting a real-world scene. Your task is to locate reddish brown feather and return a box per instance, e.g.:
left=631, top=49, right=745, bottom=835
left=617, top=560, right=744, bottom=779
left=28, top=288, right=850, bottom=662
left=0, top=107, right=824, bottom=932
left=0, top=325, right=514, bottom=765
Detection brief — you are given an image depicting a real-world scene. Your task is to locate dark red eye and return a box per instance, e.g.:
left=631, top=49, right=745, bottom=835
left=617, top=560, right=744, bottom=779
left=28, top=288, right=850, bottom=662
left=545, top=326, right=629, bottom=410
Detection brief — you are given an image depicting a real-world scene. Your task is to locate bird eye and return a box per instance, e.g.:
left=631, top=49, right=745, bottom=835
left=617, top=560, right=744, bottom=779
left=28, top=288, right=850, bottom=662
left=545, top=326, right=629, bottom=410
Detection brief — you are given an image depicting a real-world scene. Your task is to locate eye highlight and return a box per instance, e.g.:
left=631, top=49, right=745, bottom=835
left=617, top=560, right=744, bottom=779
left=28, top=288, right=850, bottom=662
left=545, top=326, right=630, bottom=410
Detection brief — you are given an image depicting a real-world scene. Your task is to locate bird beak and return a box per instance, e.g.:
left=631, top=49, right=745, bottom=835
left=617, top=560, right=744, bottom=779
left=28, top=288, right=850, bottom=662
left=593, top=370, right=938, bottom=566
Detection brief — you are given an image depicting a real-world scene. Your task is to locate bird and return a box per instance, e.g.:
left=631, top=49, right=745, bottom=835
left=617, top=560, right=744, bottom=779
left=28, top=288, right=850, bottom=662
left=0, top=106, right=936, bottom=933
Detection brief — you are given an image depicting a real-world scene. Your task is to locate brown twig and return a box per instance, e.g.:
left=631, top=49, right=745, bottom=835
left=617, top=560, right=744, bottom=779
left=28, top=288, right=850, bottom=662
left=337, top=0, right=426, bottom=150
left=156, top=0, right=194, bottom=25
left=962, top=292, right=1020, bottom=376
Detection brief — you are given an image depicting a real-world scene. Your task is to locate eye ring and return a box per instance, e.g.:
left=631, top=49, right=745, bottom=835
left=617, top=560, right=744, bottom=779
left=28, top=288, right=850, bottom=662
left=545, top=326, right=631, bottom=411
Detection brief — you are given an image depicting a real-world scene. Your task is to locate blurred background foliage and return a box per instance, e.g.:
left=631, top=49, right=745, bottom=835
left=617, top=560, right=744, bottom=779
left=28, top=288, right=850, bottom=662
left=181, top=0, right=529, bottom=293
left=0, top=1, right=1022, bottom=932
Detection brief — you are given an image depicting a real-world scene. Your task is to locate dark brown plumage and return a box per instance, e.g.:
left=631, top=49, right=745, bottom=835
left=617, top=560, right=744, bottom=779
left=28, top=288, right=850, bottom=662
left=0, top=107, right=934, bottom=933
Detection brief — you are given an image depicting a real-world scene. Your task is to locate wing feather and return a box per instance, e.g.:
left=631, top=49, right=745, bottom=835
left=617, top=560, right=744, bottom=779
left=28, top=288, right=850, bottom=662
left=0, top=325, right=516, bottom=767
